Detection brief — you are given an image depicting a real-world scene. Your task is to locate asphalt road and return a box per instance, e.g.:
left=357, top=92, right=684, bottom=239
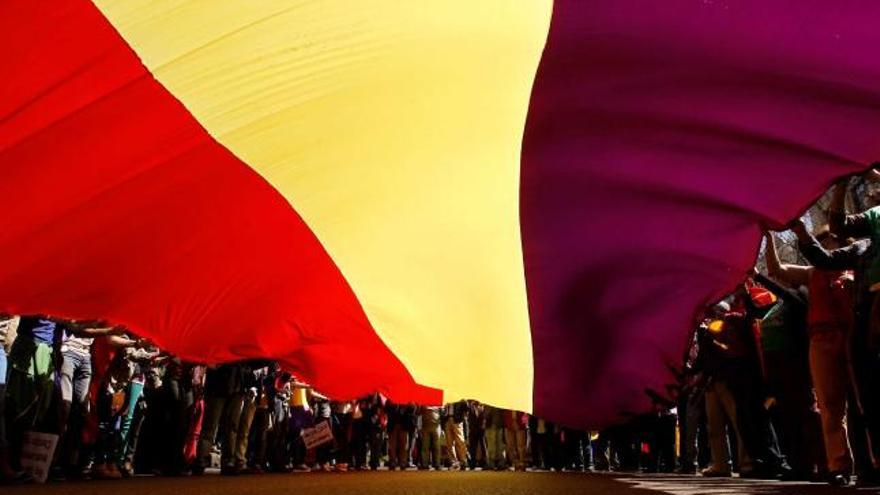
left=9, top=471, right=880, bottom=495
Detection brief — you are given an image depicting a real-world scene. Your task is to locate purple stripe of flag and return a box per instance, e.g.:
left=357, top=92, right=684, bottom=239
left=521, top=0, right=880, bottom=427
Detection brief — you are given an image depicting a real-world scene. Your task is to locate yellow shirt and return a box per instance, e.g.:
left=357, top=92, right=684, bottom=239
left=291, top=386, right=309, bottom=409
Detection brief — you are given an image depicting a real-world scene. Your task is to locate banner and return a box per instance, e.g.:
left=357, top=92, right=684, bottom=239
left=20, top=431, right=59, bottom=483
left=301, top=420, right=334, bottom=450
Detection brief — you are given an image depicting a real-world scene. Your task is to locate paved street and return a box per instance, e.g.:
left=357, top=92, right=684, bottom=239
left=9, top=471, right=880, bottom=495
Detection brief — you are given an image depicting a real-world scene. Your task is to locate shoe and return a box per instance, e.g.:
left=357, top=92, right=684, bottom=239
left=334, top=463, right=348, bottom=473
left=109, top=464, right=124, bottom=479
left=829, top=472, right=851, bottom=487
left=294, top=464, right=310, bottom=472
left=321, top=463, right=333, bottom=472
left=92, top=463, right=120, bottom=480
left=190, top=465, right=206, bottom=476
left=701, top=467, right=732, bottom=478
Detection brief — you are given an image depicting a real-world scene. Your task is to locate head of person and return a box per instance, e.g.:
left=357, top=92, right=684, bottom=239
left=814, top=225, right=846, bottom=251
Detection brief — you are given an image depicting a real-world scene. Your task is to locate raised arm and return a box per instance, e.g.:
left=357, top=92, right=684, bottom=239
left=792, top=220, right=867, bottom=271
left=764, top=233, right=812, bottom=288
left=828, top=182, right=872, bottom=239
left=69, top=323, right=126, bottom=338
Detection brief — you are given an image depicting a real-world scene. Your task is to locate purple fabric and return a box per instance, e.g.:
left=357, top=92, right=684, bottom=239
left=521, top=0, right=880, bottom=427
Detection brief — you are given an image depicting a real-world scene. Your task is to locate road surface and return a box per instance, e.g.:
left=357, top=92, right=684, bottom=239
left=9, top=471, right=880, bottom=495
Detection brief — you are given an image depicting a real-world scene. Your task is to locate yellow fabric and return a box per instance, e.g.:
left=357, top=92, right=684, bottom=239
left=94, top=0, right=552, bottom=413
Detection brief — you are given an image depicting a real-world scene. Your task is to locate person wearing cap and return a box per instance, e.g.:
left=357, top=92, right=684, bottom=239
left=694, top=301, right=750, bottom=478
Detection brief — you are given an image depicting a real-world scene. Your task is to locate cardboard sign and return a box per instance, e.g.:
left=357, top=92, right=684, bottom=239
left=301, top=420, right=334, bottom=450
left=20, top=431, right=59, bottom=483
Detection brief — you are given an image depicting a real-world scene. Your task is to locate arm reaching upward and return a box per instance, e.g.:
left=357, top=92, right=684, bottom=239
left=793, top=219, right=868, bottom=271
left=828, top=182, right=872, bottom=239
left=764, top=232, right=812, bottom=288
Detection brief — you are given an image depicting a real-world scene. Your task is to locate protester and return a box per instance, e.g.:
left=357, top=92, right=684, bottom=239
left=443, top=400, right=468, bottom=470
left=766, top=222, right=874, bottom=486
left=504, top=410, right=528, bottom=471
left=5, top=172, right=880, bottom=491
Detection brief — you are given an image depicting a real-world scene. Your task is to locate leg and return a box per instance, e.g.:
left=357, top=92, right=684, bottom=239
left=235, top=395, right=257, bottom=469
left=453, top=422, right=468, bottom=467
left=445, top=421, right=458, bottom=465
left=116, top=380, right=145, bottom=467
left=484, top=428, right=497, bottom=470
left=811, top=336, right=854, bottom=474
left=68, top=353, right=92, bottom=470
left=0, top=347, right=13, bottom=477
left=197, top=396, right=226, bottom=469
left=516, top=430, right=527, bottom=470
left=705, top=382, right=731, bottom=473
left=432, top=428, right=441, bottom=469
left=397, top=428, right=411, bottom=468
left=54, top=352, right=77, bottom=470
left=419, top=429, right=430, bottom=468
left=717, top=380, right=750, bottom=473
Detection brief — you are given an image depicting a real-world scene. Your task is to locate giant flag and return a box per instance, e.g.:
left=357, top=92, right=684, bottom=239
left=2, top=0, right=880, bottom=427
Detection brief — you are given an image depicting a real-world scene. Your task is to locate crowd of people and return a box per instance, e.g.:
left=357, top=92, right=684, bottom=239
left=0, top=320, right=614, bottom=484
left=2, top=171, right=880, bottom=488
left=675, top=172, right=880, bottom=488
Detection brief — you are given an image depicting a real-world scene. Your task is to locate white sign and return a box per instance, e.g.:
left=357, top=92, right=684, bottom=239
left=301, top=420, right=334, bottom=450
left=20, top=431, right=59, bottom=483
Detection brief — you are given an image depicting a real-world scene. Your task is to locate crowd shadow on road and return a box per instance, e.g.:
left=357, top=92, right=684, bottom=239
left=615, top=473, right=880, bottom=495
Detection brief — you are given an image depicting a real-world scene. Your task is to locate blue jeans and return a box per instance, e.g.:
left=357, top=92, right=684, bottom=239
left=59, top=350, right=91, bottom=405
left=0, top=347, right=7, bottom=451
left=0, top=346, right=7, bottom=385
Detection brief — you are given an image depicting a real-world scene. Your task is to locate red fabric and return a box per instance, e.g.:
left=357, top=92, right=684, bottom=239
left=0, top=0, right=439, bottom=405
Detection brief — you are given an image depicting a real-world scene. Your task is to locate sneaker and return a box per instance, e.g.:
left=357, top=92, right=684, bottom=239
left=294, top=464, right=310, bottom=472
left=830, top=472, right=851, bottom=487
left=94, top=463, right=123, bottom=480
left=109, top=464, right=124, bottom=479
left=701, top=467, right=732, bottom=478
